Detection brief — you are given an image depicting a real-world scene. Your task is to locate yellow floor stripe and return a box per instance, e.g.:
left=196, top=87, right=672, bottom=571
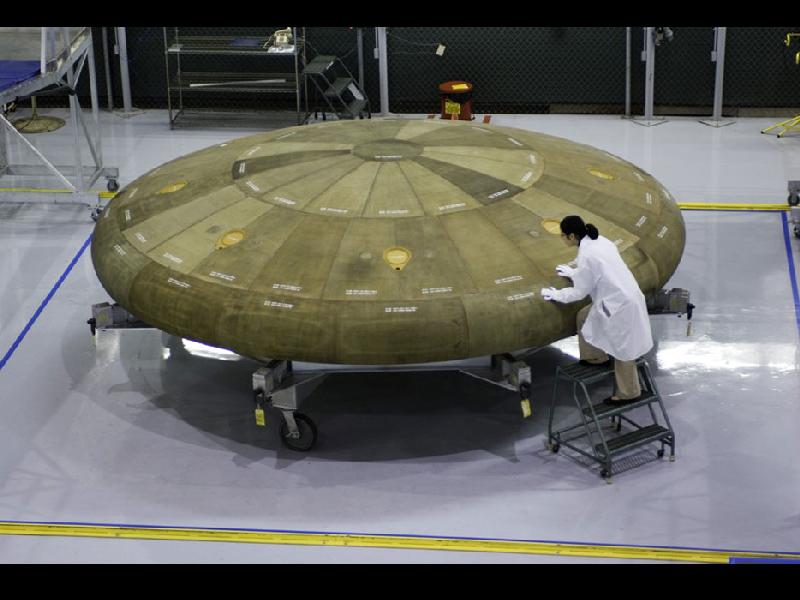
left=0, top=522, right=798, bottom=563
left=678, top=202, right=789, bottom=211
left=0, top=188, right=790, bottom=211
left=0, top=187, right=112, bottom=196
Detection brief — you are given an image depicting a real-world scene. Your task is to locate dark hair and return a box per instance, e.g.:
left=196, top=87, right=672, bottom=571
left=560, top=215, right=599, bottom=241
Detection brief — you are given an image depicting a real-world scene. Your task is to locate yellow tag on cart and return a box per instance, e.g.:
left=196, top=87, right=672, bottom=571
left=520, top=399, right=532, bottom=419
left=255, top=408, right=266, bottom=427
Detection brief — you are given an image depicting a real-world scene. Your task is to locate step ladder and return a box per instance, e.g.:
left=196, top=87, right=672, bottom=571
left=303, top=54, right=371, bottom=121
left=546, top=359, right=675, bottom=483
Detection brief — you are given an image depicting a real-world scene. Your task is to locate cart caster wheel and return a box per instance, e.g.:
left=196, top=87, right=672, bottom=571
left=550, top=443, right=560, bottom=454
left=657, top=449, right=665, bottom=459
left=90, top=207, right=102, bottom=222
left=794, top=226, right=800, bottom=239
left=279, top=412, right=318, bottom=452
left=87, top=317, right=97, bottom=336
left=107, top=179, right=119, bottom=192
left=601, top=469, right=613, bottom=483
left=788, top=194, right=799, bottom=206
left=669, top=455, right=676, bottom=462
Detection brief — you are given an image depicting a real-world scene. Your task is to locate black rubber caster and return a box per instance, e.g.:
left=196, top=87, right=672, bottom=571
left=279, top=412, right=318, bottom=451
left=87, top=318, right=97, bottom=336
left=794, top=226, right=800, bottom=239
left=107, top=179, right=120, bottom=192
left=550, top=443, right=560, bottom=454
left=657, top=449, right=665, bottom=459
left=788, top=193, right=799, bottom=207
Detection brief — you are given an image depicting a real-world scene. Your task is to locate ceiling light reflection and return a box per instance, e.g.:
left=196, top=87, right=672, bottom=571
left=180, top=339, right=242, bottom=361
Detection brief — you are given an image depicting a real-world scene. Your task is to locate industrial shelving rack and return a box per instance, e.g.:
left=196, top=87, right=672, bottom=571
left=163, top=27, right=309, bottom=128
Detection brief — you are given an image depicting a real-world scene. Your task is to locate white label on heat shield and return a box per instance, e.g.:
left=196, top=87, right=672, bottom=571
left=168, top=277, right=191, bottom=289
left=495, top=275, right=523, bottom=285
left=488, top=189, right=509, bottom=200
left=210, top=271, right=236, bottom=281
left=264, top=300, right=294, bottom=309
left=163, top=253, right=184, bottom=264
left=507, top=292, right=535, bottom=302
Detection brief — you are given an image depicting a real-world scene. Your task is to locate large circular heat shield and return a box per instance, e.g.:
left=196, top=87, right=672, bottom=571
left=92, top=119, right=685, bottom=364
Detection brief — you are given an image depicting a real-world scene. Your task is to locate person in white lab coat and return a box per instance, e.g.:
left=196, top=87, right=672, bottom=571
left=540, top=216, right=653, bottom=404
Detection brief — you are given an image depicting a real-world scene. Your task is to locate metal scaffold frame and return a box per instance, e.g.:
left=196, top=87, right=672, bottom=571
left=0, top=27, right=119, bottom=203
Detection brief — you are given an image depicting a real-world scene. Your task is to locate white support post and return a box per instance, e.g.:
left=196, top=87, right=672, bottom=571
left=633, top=27, right=667, bottom=127
left=114, top=27, right=142, bottom=118
left=700, top=27, right=735, bottom=128
left=376, top=27, right=390, bottom=116
left=624, top=27, right=631, bottom=118
left=86, top=29, right=104, bottom=169
left=63, top=28, right=85, bottom=193
left=118, top=27, right=132, bottom=113
left=357, top=27, right=365, bottom=90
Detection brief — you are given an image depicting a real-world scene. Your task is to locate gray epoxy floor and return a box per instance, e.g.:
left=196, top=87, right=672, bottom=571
left=0, top=109, right=799, bottom=563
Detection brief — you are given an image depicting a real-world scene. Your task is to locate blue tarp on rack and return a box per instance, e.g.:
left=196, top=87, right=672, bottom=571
left=0, top=60, right=41, bottom=94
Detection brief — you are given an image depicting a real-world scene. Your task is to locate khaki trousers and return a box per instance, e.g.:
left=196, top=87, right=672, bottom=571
left=576, top=304, right=641, bottom=399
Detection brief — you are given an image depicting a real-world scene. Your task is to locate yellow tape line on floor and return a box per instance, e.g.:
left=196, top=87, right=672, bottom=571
left=677, top=202, right=789, bottom=211
left=0, top=189, right=791, bottom=211
left=0, top=522, right=798, bottom=563
left=0, top=187, right=113, bottom=197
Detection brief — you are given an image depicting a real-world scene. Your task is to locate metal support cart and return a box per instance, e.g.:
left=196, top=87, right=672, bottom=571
left=547, top=359, right=676, bottom=484
left=0, top=27, right=119, bottom=203
left=163, top=27, right=310, bottom=128
left=89, top=303, right=534, bottom=453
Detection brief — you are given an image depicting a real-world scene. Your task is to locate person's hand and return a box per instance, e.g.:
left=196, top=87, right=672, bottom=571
left=555, top=264, right=575, bottom=278
left=541, top=287, right=557, bottom=301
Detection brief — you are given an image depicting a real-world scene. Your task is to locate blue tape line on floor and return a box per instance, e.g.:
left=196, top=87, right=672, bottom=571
left=730, top=558, right=800, bottom=564
left=0, top=233, right=93, bottom=373
left=780, top=212, right=800, bottom=337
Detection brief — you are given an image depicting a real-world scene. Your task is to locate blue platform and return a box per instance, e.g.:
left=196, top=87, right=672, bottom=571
left=0, top=60, right=41, bottom=94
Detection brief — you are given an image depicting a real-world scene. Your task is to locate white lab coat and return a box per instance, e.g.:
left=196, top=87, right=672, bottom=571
left=548, top=235, right=653, bottom=362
